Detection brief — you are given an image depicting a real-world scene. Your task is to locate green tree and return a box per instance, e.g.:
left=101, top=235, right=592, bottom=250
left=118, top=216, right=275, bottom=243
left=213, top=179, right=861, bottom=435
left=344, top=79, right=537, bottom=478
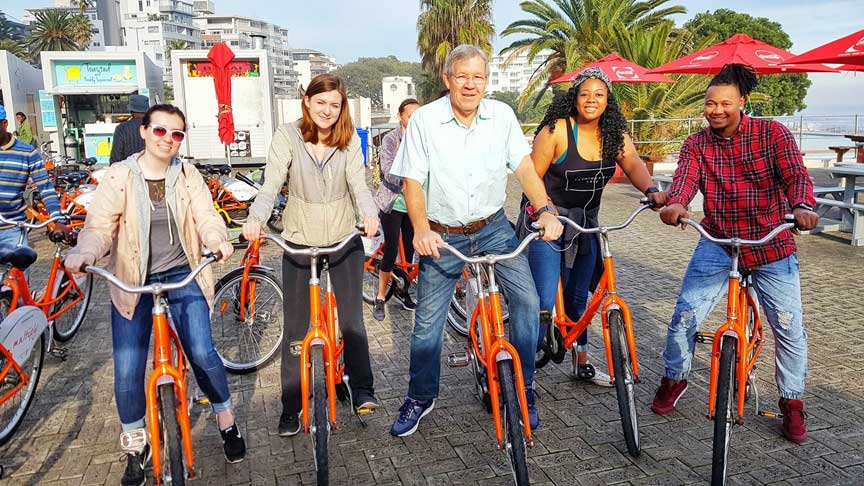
left=70, top=0, right=96, bottom=14
left=417, top=0, right=494, bottom=99
left=68, top=13, right=93, bottom=49
left=166, top=39, right=189, bottom=59
left=488, top=90, right=554, bottom=123
left=500, top=0, right=686, bottom=108
left=27, top=10, right=82, bottom=64
left=0, top=38, right=28, bottom=59
left=332, top=56, right=424, bottom=106
left=684, top=8, right=811, bottom=116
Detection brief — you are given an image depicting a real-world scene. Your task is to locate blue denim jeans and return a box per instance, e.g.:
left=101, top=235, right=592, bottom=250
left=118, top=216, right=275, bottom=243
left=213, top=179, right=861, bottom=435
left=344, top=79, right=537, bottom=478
left=663, top=239, right=808, bottom=399
left=527, top=235, right=598, bottom=353
left=0, top=227, right=30, bottom=280
left=407, top=210, right=540, bottom=400
left=111, top=265, right=232, bottom=431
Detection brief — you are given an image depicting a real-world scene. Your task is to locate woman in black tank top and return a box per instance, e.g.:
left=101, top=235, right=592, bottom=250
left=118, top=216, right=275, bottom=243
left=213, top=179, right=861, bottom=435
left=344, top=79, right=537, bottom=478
left=521, top=68, right=667, bottom=383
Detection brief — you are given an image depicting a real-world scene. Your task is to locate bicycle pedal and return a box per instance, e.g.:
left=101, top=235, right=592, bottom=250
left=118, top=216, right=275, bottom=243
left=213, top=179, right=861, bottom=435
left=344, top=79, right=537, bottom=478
left=355, top=406, right=376, bottom=415
left=193, top=396, right=210, bottom=405
left=695, top=332, right=714, bottom=344
left=758, top=410, right=784, bottom=419
left=447, top=352, right=470, bottom=368
left=49, top=347, right=68, bottom=361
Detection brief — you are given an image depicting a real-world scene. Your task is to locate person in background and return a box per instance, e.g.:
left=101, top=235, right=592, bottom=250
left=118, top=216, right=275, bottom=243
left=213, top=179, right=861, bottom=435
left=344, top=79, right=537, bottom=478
left=652, top=64, right=818, bottom=445
left=371, top=98, right=421, bottom=321
left=14, top=112, right=34, bottom=146
left=110, top=94, right=150, bottom=164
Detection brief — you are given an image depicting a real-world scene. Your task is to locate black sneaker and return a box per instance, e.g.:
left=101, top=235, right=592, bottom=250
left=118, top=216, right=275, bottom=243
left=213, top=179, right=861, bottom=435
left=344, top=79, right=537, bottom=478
left=121, top=444, right=150, bottom=486
left=353, top=392, right=380, bottom=412
left=372, top=298, right=386, bottom=321
left=278, top=411, right=301, bottom=437
left=219, top=423, right=246, bottom=463
left=400, top=293, right=417, bottom=311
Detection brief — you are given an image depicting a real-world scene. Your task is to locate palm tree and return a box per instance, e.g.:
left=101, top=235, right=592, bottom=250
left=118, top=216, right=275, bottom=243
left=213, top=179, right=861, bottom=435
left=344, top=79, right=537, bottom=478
left=27, top=10, right=81, bottom=63
left=68, top=13, right=93, bottom=49
left=71, top=0, right=96, bottom=14
left=500, top=0, right=687, bottom=107
left=165, top=39, right=189, bottom=59
left=416, top=0, right=494, bottom=98
left=0, top=38, right=28, bottom=59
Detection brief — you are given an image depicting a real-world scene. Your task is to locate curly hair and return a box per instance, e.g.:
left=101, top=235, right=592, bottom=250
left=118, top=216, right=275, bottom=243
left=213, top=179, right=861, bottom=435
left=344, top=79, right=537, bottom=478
left=708, top=63, right=758, bottom=97
left=535, top=81, right=628, bottom=162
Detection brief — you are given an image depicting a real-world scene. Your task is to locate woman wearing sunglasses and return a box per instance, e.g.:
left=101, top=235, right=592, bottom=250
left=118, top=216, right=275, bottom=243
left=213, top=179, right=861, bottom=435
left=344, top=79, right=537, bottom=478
left=64, top=104, right=245, bottom=486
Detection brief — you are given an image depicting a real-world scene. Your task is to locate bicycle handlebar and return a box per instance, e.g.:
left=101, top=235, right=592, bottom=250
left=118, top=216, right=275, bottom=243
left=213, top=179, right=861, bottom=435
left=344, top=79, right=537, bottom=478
left=82, top=253, right=220, bottom=294
left=557, top=199, right=654, bottom=234
left=678, top=216, right=796, bottom=247
left=439, top=232, right=539, bottom=265
left=262, top=229, right=364, bottom=257
left=0, top=213, right=79, bottom=229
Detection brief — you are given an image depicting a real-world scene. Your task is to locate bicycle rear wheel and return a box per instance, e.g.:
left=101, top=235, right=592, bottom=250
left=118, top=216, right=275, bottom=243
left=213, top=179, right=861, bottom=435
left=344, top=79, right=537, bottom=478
left=212, top=267, right=284, bottom=373
left=0, top=331, right=45, bottom=446
left=448, top=268, right=511, bottom=336
left=712, top=337, right=737, bottom=486
left=497, top=360, right=529, bottom=486
left=51, top=271, right=93, bottom=342
left=608, top=309, right=640, bottom=457
left=311, top=346, right=330, bottom=485
left=158, top=383, right=186, bottom=486
left=361, top=254, right=397, bottom=305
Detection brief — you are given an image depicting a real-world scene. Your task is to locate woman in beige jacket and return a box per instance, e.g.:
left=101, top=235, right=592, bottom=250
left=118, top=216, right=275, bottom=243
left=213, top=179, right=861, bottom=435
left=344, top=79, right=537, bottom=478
left=65, top=104, right=245, bottom=484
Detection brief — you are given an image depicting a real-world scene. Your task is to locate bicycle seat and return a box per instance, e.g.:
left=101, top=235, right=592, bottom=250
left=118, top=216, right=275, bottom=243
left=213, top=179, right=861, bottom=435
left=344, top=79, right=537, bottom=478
left=212, top=165, right=232, bottom=176
left=80, top=157, right=98, bottom=167
left=0, top=243, right=38, bottom=270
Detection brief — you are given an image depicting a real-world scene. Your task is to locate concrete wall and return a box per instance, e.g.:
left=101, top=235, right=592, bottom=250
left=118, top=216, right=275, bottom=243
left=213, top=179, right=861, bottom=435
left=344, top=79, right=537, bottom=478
left=0, top=51, right=45, bottom=144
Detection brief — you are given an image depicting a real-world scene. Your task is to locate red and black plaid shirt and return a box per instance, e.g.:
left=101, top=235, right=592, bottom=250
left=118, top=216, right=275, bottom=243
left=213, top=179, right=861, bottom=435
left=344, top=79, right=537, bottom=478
left=668, top=115, right=815, bottom=270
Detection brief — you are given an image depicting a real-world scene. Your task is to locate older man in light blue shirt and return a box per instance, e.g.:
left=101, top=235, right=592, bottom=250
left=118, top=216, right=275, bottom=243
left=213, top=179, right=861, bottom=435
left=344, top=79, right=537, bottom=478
left=389, top=44, right=563, bottom=438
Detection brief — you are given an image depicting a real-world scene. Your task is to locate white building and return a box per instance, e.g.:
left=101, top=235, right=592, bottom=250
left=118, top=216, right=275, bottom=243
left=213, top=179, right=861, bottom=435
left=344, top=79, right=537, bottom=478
left=381, top=76, right=416, bottom=123
left=291, top=48, right=338, bottom=92
left=193, top=14, right=298, bottom=95
left=119, top=0, right=202, bottom=84
left=23, top=0, right=119, bottom=50
left=488, top=49, right=554, bottom=94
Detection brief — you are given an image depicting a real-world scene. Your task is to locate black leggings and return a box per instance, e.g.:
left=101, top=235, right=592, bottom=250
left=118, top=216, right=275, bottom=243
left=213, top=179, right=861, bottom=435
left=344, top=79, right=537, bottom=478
left=379, top=209, right=414, bottom=273
left=280, top=236, right=374, bottom=412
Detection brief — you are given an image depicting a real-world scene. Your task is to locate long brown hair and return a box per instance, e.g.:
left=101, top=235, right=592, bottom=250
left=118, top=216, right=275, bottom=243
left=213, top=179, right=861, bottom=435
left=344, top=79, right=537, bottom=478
left=300, top=74, right=354, bottom=150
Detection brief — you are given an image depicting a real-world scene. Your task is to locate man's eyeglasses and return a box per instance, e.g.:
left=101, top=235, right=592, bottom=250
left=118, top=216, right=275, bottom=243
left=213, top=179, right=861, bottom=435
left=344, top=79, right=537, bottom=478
left=452, top=74, right=487, bottom=86
left=148, top=124, right=186, bottom=143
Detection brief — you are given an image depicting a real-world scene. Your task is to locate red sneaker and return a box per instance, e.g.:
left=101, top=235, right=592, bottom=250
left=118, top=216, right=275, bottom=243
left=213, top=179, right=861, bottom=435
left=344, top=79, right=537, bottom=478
left=651, top=377, right=688, bottom=415
left=779, top=398, right=807, bottom=443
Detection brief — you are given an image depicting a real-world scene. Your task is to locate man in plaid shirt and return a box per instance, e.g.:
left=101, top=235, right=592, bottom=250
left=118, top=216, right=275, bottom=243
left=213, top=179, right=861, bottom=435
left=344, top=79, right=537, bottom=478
left=651, top=64, right=819, bottom=444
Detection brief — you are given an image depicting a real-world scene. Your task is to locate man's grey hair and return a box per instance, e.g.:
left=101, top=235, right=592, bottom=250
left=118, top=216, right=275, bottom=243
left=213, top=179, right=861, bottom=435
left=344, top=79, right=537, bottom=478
left=444, top=44, right=490, bottom=77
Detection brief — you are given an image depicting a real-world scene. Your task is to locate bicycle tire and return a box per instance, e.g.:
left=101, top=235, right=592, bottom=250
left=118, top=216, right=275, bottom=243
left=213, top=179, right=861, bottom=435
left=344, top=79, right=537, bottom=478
left=0, top=331, right=45, bottom=446
left=51, top=272, right=93, bottom=342
left=311, top=346, right=330, bottom=485
left=158, top=383, right=186, bottom=486
left=361, top=254, right=397, bottom=305
left=497, top=360, right=529, bottom=486
left=712, top=337, right=737, bottom=486
left=448, top=268, right=510, bottom=336
left=608, top=310, right=640, bottom=457
left=212, top=267, right=284, bottom=373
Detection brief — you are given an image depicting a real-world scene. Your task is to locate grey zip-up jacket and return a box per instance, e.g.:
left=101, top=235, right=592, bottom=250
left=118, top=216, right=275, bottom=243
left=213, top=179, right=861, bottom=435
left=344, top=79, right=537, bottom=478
left=248, top=121, right=377, bottom=246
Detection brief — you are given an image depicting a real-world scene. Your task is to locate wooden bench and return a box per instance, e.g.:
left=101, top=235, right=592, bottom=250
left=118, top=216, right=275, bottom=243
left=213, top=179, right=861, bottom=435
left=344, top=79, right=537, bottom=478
left=653, top=175, right=703, bottom=212
left=829, top=146, right=857, bottom=162
left=809, top=196, right=864, bottom=246
left=812, top=185, right=864, bottom=200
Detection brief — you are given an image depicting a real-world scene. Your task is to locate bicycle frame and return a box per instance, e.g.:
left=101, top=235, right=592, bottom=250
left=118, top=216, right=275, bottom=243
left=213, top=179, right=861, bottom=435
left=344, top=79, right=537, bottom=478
left=365, top=237, right=418, bottom=282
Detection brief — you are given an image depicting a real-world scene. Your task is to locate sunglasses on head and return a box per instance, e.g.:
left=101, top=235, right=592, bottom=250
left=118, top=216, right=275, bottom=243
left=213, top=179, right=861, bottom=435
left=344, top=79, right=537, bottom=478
left=149, top=124, right=186, bottom=143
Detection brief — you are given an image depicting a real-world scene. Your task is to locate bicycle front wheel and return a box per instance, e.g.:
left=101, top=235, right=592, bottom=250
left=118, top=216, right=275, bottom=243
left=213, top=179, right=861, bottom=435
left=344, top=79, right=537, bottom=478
left=448, top=268, right=510, bottom=336
left=361, top=254, right=397, bottom=305
left=608, top=309, right=640, bottom=457
left=311, top=346, right=330, bottom=485
left=158, top=383, right=186, bottom=486
left=51, top=271, right=93, bottom=342
left=712, top=336, right=737, bottom=486
left=212, top=267, right=284, bottom=373
left=497, top=360, right=529, bottom=486
left=0, top=331, right=45, bottom=446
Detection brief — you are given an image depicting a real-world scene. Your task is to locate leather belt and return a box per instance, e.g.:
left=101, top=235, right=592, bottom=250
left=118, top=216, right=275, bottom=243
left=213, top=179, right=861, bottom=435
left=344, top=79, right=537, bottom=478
left=429, top=212, right=497, bottom=235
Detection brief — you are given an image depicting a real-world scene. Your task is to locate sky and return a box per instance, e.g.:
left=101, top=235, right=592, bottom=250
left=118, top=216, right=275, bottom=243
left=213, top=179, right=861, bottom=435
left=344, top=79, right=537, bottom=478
left=7, top=0, right=864, bottom=114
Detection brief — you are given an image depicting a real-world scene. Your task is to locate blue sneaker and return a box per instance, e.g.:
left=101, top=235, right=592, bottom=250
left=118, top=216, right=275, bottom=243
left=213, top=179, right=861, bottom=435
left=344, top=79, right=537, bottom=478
left=390, top=398, right=435, bottom=437
left=526, top=388, right=540, bottom=430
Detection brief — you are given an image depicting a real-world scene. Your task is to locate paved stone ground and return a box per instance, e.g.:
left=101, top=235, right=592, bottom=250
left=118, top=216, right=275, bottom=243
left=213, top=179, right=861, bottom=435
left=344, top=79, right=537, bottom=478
left=2, top=181, right=864, bottom=486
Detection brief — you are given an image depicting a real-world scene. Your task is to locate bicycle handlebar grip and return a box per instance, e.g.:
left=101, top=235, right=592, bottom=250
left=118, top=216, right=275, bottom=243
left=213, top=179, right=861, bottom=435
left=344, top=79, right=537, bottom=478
left=640, top=196, right=657, bottom=209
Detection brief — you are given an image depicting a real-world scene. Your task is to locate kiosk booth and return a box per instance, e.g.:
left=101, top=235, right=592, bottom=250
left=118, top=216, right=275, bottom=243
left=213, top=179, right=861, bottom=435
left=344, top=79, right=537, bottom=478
left=39, top=51, right=163, bottom=164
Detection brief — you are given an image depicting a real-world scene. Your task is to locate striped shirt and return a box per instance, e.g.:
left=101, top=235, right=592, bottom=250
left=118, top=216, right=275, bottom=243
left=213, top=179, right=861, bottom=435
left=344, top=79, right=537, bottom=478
left=0, top=135, right=61, bottom=229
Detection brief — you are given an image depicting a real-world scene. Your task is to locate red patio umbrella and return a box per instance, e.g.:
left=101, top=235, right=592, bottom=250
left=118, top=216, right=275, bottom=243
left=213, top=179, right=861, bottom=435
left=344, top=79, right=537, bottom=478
left=207, top=42, right=236, bottom=146
left=786, top=29, right=864, bottom=66
left=551, top=52, right=675, bottom=84
left=647, top=33, right=838, bottom=75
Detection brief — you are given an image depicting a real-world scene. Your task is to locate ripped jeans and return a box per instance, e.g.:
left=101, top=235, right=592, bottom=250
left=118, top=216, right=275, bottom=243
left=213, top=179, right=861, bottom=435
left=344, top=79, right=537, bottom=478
left=663, top=239, right=808, bottom=399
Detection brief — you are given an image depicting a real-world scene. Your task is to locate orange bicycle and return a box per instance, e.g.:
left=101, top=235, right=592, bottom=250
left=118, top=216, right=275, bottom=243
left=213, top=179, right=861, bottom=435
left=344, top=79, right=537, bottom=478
left=82, top=252, right=221, bottom=486
left=196, top=164, right=255, bottom=227
left=678, top=216, right=797, bottom=486
left=0, top=214, right=92, bottom=342
left=535, top=201, right=653, bottom=457
left=361, top=236, right=418, bottom=304
left=444, top=231, right=538, bottom=486
left=260, top=229, right=371, bottom=485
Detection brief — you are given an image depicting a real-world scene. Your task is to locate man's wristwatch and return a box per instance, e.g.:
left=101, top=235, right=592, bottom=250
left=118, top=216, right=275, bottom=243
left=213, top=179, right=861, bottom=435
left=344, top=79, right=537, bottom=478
left=644, top=186, right=659, bottom=195
left=534, top=205, right=558, bottom=218
left=793, top=203, right=814, bottom=212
